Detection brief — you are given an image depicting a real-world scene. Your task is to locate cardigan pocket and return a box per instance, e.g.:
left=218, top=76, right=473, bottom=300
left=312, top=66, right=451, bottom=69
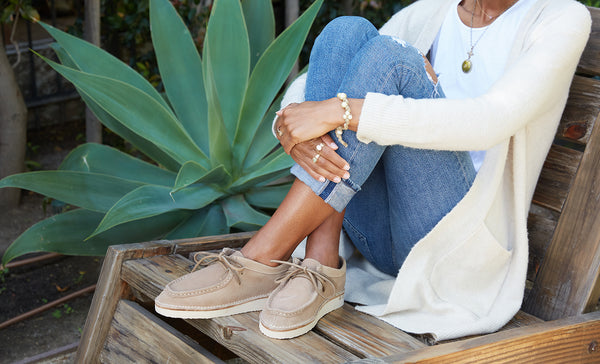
left=430, top=224, right=512, bottom=318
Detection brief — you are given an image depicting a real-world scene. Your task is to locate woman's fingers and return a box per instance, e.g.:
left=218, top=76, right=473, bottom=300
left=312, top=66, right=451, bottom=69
left=275, top=100, right=341, bottom=150
left=290, top=139, right=350, bottom=183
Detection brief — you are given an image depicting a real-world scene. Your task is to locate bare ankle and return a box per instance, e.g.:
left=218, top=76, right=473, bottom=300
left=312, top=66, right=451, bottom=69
left=240, top=246, right=284, bottom=267
left=305, top=251, right=340, bottom=269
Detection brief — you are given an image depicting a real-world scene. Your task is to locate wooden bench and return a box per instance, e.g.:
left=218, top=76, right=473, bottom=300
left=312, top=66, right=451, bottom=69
left=75, top=7, right=600, bottom=363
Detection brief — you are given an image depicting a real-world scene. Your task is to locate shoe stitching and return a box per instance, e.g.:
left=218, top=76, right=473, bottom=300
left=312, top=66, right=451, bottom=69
left=264, top=293, right=345, bottom=318
left=156, top=294, right=270, bottom=310
left=165, top=272, right=233, bottom=296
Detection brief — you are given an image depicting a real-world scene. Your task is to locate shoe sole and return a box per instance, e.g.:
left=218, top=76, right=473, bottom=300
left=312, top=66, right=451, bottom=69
left=155, top=297, right=268, bottom=319
left=259, top=294, right=345, bottom=339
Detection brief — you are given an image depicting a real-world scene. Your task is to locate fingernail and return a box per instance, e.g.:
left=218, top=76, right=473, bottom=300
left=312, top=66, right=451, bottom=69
left=330, top=143, right=338, bottom=149
left=343, top=172, right=350, bottom=179
left=319, top=176, right=326, bottom=183
left=343, top=164, right=350, bottom=170
left=333, top=176, right=341, bottom=183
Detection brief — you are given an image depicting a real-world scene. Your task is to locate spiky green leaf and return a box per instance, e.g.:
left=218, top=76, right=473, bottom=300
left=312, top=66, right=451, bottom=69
left=234, top=0, right=323, bottom=165
left=203, top=0, right=250, bottom=140
left=172, top=163, right=231, bottom=192
left=166, top=205, right=228, bottom=239
left=60, top=143, right=176, bottom=187
left=233, top=149, right=293, bottom=191
left=51, top=43, right=181, bottom=171
left=150, top=0, right=209, bottom=153
left=1, top=209, right=190, bottom=265
left=221, top=195, right=270, bottom=230
left=41, top=57, right=210, bottom=168
left=40, top=22, right=172, bottom=112
left=89, top=184, right=222, bottom=238
left=0, top=171, right=144, bottom=213
left=245, top=184, right=292, bottom=209
left=203, top=42, right=233, bottom=171
left=242, top=0, right=275, bottom=70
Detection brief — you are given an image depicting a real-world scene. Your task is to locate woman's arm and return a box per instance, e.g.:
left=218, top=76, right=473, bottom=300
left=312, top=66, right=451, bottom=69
left=357, top=3, right=591, bottom=150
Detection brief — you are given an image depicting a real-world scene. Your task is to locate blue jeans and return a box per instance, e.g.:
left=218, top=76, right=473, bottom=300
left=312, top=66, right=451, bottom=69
left=291, top=17, right=476, bottom=275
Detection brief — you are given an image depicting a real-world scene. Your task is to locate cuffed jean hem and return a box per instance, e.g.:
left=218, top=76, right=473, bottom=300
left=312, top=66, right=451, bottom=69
left=291, top=164, right=360, bottom=212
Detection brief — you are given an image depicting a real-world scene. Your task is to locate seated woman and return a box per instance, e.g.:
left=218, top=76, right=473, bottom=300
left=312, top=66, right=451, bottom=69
left=155, top=0, right=591, bottom=340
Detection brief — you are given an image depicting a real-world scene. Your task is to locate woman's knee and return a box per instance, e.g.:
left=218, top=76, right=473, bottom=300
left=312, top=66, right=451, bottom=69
left=314, top=16, right=378, bottom=50
left=358, top=35, right=423, bottom=67
left=346, top=35, right=439, bottom=95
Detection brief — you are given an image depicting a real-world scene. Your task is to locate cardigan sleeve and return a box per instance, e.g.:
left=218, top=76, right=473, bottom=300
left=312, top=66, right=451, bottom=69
left=357, top=2, right=591, bottom=151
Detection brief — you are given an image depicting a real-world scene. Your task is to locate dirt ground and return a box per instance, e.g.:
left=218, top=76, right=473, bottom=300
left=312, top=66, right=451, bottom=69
left=0, top=122, right=104, bottom=363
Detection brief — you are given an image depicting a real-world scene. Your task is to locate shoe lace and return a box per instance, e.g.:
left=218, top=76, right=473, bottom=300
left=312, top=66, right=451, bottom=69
left=271, top=259, right=335, bottom=299
left=192, top=249, right=245, bottom=285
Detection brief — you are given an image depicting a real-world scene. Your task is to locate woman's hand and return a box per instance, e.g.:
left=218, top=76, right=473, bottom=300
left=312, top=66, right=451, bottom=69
left=275, top=99, right=343, bottom=154
left=275, top=97, right=363, bottom=154
left=290, top=134, right=350, bottom=183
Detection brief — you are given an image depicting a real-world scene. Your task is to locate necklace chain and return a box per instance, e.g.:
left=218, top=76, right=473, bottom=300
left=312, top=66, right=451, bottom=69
left=461, top=0, right=517, bottom=73
left=477, top=0, right=497, bottom=20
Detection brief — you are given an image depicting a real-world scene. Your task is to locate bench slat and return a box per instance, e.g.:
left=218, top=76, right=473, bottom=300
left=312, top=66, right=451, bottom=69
left=369, top=311, right=600, bottom=364
left=121, top=254, right=361, bottom=363
left=524, top=109, right=600, bottom=320
left=531, top=144, right=582, bottom=213
left=556, top=75, right=600, bottom=147
left=577, top=7, right=600, bottom=77
left=101, top=300, right=224, bottom=363
left=526, top=205, right=559, bottom=284
left=316, top=303, right=426, bottom=358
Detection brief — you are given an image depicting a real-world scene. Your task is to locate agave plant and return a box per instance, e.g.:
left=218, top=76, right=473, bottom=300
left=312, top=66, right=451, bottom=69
left=0, top=0, right=323, bottom=265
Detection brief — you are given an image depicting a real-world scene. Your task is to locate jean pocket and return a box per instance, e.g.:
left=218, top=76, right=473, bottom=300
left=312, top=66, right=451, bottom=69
left=430, top=224, right=512, bottom=318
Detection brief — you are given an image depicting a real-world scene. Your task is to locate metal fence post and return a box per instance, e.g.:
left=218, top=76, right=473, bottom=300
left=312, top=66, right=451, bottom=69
left=84, top=0, right=102, bottom=144
left=285, top=0, right=300, bottom=81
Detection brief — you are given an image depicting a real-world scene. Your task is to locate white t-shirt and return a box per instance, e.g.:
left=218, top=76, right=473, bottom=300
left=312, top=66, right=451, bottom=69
left=430, top=0, right=537, bottom=170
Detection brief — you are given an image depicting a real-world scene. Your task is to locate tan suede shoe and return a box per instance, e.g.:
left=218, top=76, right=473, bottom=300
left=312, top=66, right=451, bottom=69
left=155, top=248, right=289, bottom=319
left=259, top=257, right=346, bottom=339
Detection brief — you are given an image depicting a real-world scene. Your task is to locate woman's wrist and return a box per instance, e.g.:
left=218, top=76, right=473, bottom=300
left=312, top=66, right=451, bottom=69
left=328, top=96, right=361, bottom=132
left=347, top=98, right=361, bottom=131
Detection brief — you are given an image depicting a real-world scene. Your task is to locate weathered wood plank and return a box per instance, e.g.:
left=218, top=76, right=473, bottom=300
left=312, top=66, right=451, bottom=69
left=531, top=144, right=582, bottom=213
left=121, top=254, right=360, bottom=363
left=101, top=300, right=223, bottom=363
left=526, top=205, right=559, bottom=283
left=76, top=233, right=254, bottom=362
left=524, top=111, right=600, bottom=320
left=366, top=311, right=600, bottom=364
left=577, top=7, right=600, bottom=77
left=173, top=231, right=254, bottom=256
left=556, top=76, right=600, bottom=146
left=315, top=303, right=425, bottom=358
left=500, top=310, right=544, bottom=330
left=434, top=311, right=544, bottom=345
left=75, top=241, right=177, bottom=363
left=186, top=311, right=359, bottom=364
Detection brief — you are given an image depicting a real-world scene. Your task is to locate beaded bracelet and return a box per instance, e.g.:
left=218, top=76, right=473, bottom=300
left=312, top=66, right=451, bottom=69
left=335, top=92, right=352, bottom=147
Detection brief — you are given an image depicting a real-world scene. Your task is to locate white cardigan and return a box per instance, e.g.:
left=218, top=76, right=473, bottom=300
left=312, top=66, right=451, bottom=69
left=283, top=0, right=591, bottom=340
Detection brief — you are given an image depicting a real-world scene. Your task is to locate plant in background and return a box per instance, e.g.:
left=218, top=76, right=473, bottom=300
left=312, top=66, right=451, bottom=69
left=297, top=0, right=409, bottom=66
left=0, top=0, right=323, bottom=265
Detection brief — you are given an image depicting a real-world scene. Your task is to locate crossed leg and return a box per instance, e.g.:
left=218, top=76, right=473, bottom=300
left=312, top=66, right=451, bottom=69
left=241, top=179, right=343, bottom=269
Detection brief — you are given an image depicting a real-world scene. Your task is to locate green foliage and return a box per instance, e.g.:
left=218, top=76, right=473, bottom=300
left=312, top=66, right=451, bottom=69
left=0, top=0, right=324, bottom=265
left=581, top=0, right=600, bottom=6
left=67, top=0, right=210, bottom=87
left=1, top=0, right=40, bottom=24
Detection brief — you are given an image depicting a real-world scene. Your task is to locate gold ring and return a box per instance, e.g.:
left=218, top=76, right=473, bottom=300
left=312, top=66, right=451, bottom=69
left=315, top=143, right=324, bottom=152
left=312, top=153, right=320, bottom=163
left=277, top=127, right=283, bottom=137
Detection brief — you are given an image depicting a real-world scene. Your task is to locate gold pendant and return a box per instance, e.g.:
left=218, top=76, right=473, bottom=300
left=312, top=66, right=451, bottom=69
left=462, top=59, right=472, bottom=73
